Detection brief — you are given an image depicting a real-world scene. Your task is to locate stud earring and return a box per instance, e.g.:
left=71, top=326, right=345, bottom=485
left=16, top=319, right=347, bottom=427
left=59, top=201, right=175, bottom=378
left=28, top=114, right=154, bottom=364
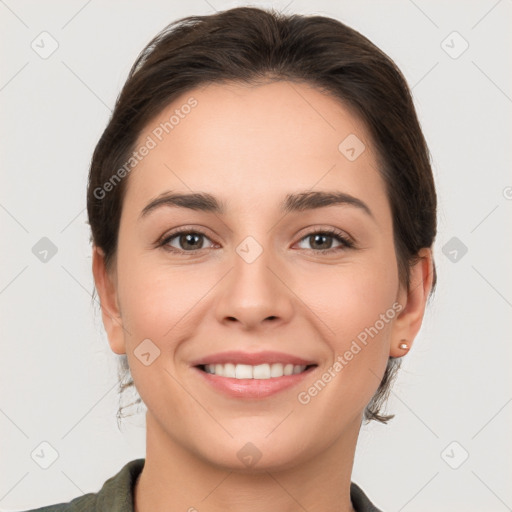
left=398, top=340, right=409, bottom=350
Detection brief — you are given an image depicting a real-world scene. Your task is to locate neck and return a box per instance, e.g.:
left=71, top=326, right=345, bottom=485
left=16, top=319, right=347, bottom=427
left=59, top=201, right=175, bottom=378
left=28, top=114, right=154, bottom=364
left=134, top=412, right=359, bottom=512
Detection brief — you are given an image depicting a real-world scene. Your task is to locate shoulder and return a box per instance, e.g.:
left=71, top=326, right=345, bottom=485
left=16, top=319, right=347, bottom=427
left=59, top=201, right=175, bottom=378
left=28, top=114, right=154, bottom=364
left=16, top=459, right=145, bottom=512
left=350, top=482, right=383, bottom=512
left=14, top=495, right=94, bottom=512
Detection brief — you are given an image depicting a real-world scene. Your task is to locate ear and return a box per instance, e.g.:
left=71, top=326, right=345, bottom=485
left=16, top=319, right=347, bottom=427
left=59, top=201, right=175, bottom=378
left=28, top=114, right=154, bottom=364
left=92, top=246, right=126, bottom=355
left=389, top=247, right=434, bottom=358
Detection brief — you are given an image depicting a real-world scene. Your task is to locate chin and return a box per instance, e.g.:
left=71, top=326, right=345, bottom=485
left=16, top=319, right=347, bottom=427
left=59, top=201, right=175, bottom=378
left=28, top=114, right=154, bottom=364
left=194, top=430, right=317, bottom=473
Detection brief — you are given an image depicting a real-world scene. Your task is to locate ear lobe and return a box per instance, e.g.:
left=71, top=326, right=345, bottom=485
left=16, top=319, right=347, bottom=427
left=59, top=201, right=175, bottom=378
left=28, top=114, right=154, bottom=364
left=91, top=246, right=126, bottom=355
left=389, top=248, right=434, bottom=358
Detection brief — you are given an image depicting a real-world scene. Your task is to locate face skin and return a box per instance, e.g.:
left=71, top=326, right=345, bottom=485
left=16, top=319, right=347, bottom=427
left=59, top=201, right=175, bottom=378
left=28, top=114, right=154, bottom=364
left=93, top=81, right=433, bottom=512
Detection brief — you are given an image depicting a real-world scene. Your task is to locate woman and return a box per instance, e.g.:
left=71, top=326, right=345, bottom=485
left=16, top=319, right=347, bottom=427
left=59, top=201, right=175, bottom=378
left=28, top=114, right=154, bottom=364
left=23, top=6, right=436, bottom=512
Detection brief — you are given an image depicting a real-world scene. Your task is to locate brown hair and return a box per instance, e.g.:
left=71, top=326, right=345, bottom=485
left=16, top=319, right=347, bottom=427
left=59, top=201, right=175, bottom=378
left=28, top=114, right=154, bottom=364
left=87, top=6, right=437, bottom=426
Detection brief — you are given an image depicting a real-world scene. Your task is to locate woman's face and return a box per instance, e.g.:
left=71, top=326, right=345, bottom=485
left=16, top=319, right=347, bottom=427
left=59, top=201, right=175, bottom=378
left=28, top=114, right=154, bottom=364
left=95, top=81, right=427, bottom=471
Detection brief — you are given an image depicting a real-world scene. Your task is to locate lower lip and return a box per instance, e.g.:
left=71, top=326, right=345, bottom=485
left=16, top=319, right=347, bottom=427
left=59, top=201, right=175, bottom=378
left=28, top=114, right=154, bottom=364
left=192, top=366, right=317, bottom=399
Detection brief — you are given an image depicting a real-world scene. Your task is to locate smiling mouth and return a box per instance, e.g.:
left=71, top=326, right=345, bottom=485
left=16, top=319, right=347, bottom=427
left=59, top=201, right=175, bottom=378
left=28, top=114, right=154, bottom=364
left=197, top=363, right=317, bottom=379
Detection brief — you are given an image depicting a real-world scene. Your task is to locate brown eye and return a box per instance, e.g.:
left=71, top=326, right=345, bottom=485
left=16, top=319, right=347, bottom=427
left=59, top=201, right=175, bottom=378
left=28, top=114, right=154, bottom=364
left=307, top=233, right=335, bottom=250
left=161, top=230, right=215, bottom=252
left=296, top=229, right=354, bottom=252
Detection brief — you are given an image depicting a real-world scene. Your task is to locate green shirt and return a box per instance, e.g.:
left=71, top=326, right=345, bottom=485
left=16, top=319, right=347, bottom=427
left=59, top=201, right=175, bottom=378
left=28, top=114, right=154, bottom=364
left=20, top=458, right=382, bottom=512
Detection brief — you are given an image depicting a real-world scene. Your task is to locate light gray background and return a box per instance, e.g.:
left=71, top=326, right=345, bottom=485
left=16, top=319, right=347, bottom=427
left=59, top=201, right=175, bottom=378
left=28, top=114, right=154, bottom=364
left=1, top=0, right=511, bottom=510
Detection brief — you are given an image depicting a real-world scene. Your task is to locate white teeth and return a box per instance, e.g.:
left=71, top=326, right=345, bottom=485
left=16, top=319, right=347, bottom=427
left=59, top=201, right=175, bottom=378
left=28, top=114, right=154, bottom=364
left=223, top=363, right=236, bottom=378
left=203, top=363, right=308, bottom=379
left=235, top=364, right=252, bottom=379
left=253, top=364, right=271, bottom=379
left=292, top=365, right=303, bottom=374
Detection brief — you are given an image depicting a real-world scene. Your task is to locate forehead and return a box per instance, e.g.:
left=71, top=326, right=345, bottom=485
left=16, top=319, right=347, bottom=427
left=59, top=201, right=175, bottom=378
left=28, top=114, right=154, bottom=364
left=124, top=80, right=388, bottom=219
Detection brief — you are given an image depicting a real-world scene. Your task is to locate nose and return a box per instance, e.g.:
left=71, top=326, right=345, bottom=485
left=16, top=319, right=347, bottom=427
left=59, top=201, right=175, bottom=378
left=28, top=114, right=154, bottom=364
left=214, top=244, right=294, bottom=331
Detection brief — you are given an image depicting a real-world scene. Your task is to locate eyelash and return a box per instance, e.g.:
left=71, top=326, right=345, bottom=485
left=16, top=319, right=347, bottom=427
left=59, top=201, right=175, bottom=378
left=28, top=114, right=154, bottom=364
left=157, top=227, right=355, bottom=255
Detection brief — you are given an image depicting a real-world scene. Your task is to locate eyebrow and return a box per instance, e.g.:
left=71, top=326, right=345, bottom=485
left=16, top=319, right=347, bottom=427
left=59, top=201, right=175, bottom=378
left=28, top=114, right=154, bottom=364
left=139, top=190, right=374, bottom=220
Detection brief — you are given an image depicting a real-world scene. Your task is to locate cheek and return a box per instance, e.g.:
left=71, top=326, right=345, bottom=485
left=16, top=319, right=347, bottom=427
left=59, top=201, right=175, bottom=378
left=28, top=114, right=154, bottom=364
left=293, top=251, right=398, bottom=345
left=292, top=253, right=398, bottom=408
left=117, top=257, right=201, bottom=340
left=114, top=254, right=204, bottom=409
left=115, top=241, right=227, bottom=377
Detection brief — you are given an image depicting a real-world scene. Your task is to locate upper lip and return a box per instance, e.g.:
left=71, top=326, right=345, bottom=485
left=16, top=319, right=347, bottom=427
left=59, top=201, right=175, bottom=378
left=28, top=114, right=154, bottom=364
left=190, top=351, right=317, bottom=367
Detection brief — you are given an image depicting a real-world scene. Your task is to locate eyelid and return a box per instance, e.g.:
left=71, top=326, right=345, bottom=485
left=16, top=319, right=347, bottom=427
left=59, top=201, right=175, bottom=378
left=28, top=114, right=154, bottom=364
left=295, top=225, right=354, bottom=244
